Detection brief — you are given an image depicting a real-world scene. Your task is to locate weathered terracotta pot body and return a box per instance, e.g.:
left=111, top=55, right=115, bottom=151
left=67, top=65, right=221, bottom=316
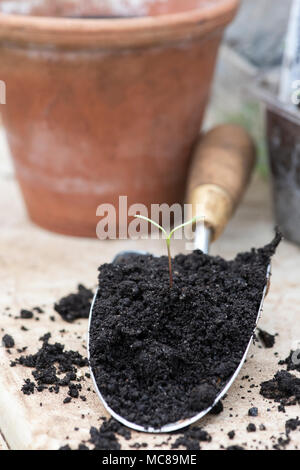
left=0, top=0, right=239, bottom=237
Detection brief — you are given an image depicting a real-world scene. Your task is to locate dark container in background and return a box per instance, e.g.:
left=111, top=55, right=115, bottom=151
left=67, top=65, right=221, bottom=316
left=267, top=106, right=300, bottom=245
left=255, top=74, right=300, bottom=245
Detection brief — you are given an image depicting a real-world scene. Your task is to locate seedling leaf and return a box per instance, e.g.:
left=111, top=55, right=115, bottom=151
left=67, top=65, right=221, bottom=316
left=134, top=215, right=201, bottom=288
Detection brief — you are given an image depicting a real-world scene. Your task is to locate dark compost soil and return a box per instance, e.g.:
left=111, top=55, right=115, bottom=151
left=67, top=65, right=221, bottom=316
left=260, top=370, right=300, bottom=407
left=2, top=334, right=15, bottom=349
left=258, top=329, right=276, bottom=349
left=279, top=350, right=300, bottom=373
left=171, top=426, right=211, bottom=450
left=54, top=285, right=94, bottom=323
left=11, top=333, right=88, bottom=402
left=89, top=232, right=281, bottom=428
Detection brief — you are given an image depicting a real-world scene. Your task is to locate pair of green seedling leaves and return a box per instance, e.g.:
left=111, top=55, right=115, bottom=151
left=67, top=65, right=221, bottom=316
left=135, top=215, right=200, bottom=288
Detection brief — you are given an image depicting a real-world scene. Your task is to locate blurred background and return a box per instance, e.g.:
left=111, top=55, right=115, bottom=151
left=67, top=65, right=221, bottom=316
left=0, top=0, right=292, bottom=179
left=205, top=0, right=292, bottom=176
left=0, top=0, right=299, bottom=244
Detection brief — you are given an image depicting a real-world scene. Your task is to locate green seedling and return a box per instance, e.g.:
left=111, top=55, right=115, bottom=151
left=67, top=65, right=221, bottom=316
left=134, top=215, right=200, bottom=288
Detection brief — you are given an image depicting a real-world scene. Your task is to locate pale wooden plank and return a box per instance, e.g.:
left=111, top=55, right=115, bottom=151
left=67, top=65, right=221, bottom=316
left=0, top=431, right=8, bottom=451
left=0, top=127, right=300, bottom=449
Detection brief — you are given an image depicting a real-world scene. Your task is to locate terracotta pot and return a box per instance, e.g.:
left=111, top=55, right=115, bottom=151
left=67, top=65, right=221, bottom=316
left=0, top=0, right=239, bottom=237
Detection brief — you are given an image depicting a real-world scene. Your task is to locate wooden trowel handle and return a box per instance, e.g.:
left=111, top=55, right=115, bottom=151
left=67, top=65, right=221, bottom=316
left=187, top=124, right=256, bottom=242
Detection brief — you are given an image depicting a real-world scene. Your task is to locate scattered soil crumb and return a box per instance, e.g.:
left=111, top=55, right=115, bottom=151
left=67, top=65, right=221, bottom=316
left=20, top=310, right=33, bottom=319
left=21, top=379, right=35, bottom=395
left=209, top=401, right=224, bottom=415
left=2, top=334, right=14, bottom=348
left=247, top=423, right=256, bottom=433
left=33, top=307, right=44, bottom=314
left=248, top=407, right=258, bottom=417
left=13, top=333, right=88, bottom=402
left=279, top=350, right=300, bottom=373
left=258, top=329, right=276, bottom=349
left=260, top=370, right=300, bottom=407
left=59, top=418, right=131, bottom=451
left=54, top=285, right=94, bottom=323
left=272, top=418, right=300, bottom=451
left=171, top=426, right=212, bottom=450
left=130, top=442, right=148, bottom=449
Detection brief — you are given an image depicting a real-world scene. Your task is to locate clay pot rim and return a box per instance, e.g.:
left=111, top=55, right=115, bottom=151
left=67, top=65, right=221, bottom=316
left=0, top=0, right=239, bottom=48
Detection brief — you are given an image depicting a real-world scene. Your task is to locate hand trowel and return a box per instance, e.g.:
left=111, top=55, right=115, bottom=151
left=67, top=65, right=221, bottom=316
left=88, top=124, right=268, bottom=433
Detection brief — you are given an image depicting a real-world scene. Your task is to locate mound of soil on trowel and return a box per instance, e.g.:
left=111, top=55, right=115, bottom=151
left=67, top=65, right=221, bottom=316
left=89, top=232, right=281, bottom=428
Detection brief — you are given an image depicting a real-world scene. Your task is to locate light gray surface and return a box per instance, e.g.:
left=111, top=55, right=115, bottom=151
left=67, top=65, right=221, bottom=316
left=226, top=0, right=292, bottom=67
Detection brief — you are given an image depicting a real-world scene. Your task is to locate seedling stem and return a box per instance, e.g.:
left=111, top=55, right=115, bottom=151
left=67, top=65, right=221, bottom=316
left=134, top=215, right=200, bottom=288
